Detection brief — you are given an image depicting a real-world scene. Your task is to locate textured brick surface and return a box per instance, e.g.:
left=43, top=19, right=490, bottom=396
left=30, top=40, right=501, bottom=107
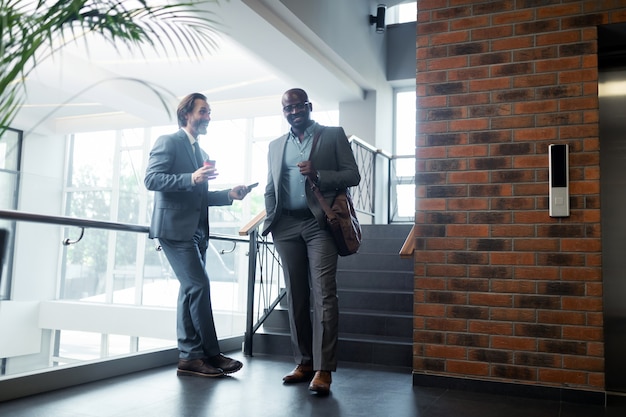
left=413, top=0, right=623, bottom=391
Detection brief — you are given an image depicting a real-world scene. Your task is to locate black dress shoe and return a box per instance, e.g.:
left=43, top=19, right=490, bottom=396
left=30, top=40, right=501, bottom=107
left=177, top=358, right=224, bottom=377
left=283, top=364, right=314, bottom=383
left=208, top=354, right=243, bottom=374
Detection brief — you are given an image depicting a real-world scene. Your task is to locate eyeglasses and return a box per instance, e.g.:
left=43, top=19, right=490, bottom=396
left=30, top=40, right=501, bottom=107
left=282, top=102, right=310, bottom=113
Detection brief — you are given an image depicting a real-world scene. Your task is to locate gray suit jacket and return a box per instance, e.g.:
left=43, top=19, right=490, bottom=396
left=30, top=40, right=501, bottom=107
left=262, top=124, right=360, bottom=236
left=144, top=129, right=231, bottom=241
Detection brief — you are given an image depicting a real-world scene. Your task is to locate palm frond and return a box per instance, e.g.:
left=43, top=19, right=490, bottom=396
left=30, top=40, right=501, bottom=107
left=0, top=0, right=223, bottom=135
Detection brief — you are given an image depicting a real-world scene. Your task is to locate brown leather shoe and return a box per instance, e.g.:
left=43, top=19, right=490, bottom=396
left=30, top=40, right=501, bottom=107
left=177, top=358, right=224, bottom=377
left=282, top=364, right=315, bottom=383
left=207, top=354, right=243, bottom=374
left=309, top=370, right=332, bottom=395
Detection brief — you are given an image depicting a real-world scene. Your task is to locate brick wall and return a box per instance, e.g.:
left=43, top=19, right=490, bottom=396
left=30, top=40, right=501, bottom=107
left=414, top=1, right=626, bottom=391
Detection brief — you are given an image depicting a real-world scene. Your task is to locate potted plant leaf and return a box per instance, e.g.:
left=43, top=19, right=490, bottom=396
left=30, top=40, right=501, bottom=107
left=0, top=0, right=223, bottom=135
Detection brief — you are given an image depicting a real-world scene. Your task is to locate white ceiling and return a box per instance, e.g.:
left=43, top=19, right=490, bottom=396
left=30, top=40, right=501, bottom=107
left=12, top=0, right=408, bottom=136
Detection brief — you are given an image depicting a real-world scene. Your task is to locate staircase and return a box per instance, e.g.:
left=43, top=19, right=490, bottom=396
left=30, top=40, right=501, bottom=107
left=252, top=224, right=414, bottom=368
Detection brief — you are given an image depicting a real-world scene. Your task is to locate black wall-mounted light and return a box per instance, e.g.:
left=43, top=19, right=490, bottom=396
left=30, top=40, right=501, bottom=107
left=369, top=4, right=386, bottom=34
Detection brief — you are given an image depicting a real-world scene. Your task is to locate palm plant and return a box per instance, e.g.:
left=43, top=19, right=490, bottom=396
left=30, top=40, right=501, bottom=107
left=0, top=0, right=222, bottom=134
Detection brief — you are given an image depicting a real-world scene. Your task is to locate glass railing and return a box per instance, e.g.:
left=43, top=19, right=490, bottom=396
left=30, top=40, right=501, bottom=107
left=0, top=209, right=255, bottom=379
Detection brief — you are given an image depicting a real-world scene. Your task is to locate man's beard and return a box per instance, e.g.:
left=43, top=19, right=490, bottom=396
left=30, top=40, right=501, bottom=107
left=195, top=120, right=208, bottom=135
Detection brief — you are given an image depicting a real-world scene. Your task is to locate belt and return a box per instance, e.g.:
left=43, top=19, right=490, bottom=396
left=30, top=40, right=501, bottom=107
left=281, top=208, right=314, bottom=219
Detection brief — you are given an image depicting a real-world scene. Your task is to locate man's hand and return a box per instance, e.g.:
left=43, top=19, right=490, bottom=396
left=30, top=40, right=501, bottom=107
left=230, top=185, right=250, bottom=200
left=297, top=161, right=317, bottom=184
left=192, top=165, right=218, bottom=185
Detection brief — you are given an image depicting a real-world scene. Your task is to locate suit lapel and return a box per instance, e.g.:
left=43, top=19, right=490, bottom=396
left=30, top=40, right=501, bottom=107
left=176, top=129, right=196, bottom=168
left=274, top=134, right=288, bottom=181
left=309, top=126, right=325, bottom=162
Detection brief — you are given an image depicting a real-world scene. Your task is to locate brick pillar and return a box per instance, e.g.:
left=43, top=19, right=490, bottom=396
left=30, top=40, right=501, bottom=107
left=414, top=1, right=626, bottom=391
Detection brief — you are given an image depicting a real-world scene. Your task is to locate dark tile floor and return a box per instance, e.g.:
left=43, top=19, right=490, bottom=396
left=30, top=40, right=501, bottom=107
left=1, top=352, right=625, bottom=417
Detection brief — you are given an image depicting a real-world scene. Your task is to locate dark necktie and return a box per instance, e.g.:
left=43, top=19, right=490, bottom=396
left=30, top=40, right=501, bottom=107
left=193, top=141, right=208, bottom=226
left=193, top=141, right=203, bottom=168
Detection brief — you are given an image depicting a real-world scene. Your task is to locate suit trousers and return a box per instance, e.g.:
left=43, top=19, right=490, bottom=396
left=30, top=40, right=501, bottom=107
left=272, top=215, right=339, bottom=371
left=158, top=228, right=220, bottom=359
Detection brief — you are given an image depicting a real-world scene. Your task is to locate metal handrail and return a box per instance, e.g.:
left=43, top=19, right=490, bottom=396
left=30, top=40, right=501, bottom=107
left=0, top=209, right=149, bottom=234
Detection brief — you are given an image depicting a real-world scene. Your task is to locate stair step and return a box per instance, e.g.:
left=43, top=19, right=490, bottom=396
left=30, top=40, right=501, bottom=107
left=257, top=328, right=411, bottom=344
left=356, top=238, right=407, bottom=254
left=340, top=312, right=412, bottom=338
left=337, top=337, right=412, bottom=367
left=337, top=270, right=413, bottom=291
left=360, top=224, right=413, bottom=239
left=343, top=308, right=413, bottom=318
left=278, top=288, right=414, bottom=312
left=339, top=332, right=412, bottom=345
left=262, top=308, right=412, bottom=338
left=252, top=331, right=412, bottom=368
left=338, top=254, right=413, bottom=272
left=261, top=309, right=289, bottom=331
left=264, top=306, right=414, bottom=319
left=338, top=289, right=413, bottom=313
left=252, top=332, right=292, bottom=356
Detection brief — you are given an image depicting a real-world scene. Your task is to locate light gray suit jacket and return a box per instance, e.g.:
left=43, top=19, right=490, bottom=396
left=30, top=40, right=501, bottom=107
left=144, top=129, right=232, bottom=241
left=262, top=124, right=360, bottom=236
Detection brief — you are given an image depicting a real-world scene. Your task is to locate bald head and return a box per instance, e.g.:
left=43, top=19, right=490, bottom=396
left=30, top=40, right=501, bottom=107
left=282, top=88, right=308, bottom=103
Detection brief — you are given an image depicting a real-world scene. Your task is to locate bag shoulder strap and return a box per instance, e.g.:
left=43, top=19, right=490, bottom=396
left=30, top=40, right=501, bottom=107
left=307, top=127, right=336, bottom=220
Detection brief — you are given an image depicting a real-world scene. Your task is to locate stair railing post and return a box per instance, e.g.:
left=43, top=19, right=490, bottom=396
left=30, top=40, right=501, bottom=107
left=243, top=229, right=258, bottom=356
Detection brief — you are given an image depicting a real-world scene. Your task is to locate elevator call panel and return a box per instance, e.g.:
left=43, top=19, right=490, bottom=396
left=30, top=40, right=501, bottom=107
left=549, top=144, right=570, bottom=217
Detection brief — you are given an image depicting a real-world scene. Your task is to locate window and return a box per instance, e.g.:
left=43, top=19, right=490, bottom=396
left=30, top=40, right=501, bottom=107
left=391, top=89, right=416, bottom=222
left=388, top=2, right=417, bottom=25
left=55, top=116, right=289, bottom=361
left=395, top=90, right=416, bottom=161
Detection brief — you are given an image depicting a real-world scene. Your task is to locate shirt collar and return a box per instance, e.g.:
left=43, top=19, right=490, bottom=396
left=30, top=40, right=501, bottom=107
left=181, top=128, right=196, bottom=146
left=288, top=120, right=317, bottom=142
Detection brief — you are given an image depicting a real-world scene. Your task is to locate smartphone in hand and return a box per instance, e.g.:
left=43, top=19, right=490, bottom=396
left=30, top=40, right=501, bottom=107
left=247, top=182, right=259, bottom=192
